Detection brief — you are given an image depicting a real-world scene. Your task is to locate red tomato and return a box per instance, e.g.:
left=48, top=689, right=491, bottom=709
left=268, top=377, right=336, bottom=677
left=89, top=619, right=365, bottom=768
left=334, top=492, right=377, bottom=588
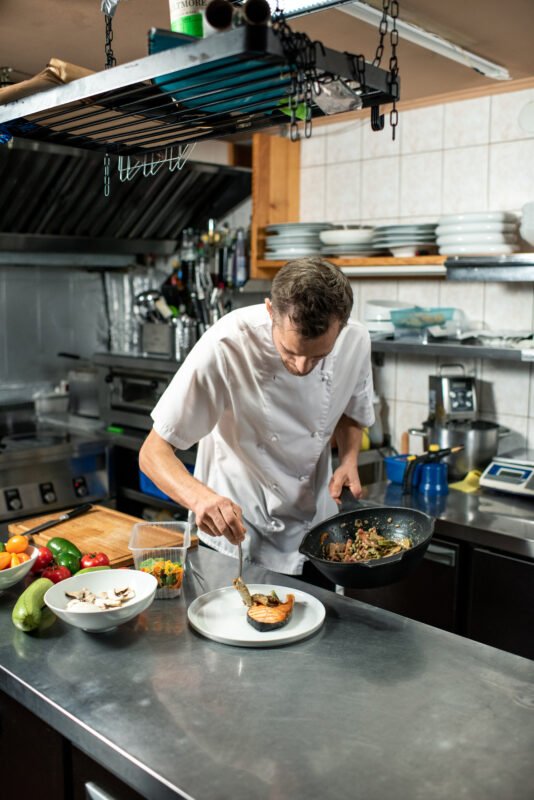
left=80, top=552, right=110, bottom=569
left=42, top=565, right=71, bottom=583
left=31, top=545, right=54, bottom=574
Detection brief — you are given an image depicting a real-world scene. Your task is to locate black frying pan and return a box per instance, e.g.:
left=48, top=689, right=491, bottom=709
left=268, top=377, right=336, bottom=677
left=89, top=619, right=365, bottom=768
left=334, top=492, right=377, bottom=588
left=299, top=505, right=435, bottom=589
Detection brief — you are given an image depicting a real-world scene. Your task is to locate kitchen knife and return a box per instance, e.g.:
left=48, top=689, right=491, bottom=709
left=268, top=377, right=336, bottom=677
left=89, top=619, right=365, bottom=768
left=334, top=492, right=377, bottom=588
left=21, top=503, right=94, bottom=538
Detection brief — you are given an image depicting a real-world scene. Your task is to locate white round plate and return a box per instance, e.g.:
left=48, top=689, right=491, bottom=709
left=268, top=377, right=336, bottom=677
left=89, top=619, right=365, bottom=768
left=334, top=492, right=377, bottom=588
left=437, top=234, right=517, bottom=246
left=436, top=222, right=517, bottom=236
left=266, top=223, right=331, bottom=232
left=320, top=244, right=377, bottom=252
left=266, top=232, right=321, bottom=241
left=375, top=224, right=436, bottom=233
left=264, top=250, right=318, bottom=259
left=438, top=211, right=517, bottom=225
left=439, top=243, right=519, bottom=256
left=187, top=584, right=326, bottom=647
left=266, top=240, right=320, bottom=248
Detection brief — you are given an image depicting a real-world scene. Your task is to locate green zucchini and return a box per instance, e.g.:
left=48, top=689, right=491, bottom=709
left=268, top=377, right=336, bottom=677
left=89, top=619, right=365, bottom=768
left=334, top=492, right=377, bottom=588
left=12, top=578, right=54, bottom=632
left=76, top=565, right=111, bottom=575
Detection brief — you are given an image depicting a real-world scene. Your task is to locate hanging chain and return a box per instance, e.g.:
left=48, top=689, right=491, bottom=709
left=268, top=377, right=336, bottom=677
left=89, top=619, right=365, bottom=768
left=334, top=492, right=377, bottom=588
left=373, top=0, right=390, bottom=67
left=104, top=15, right=117, bottom=69
left=371, top=0, right=400, bottom=140
left=273, top=11, right=326, bottom=141
left=103, top=14, right=117, bottom=197
left=388, top=0, right=400, bottom=140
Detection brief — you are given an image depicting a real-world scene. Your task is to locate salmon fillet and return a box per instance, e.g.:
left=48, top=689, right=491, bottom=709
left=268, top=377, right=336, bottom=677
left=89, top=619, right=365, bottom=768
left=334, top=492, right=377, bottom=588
left=247, top=594, right=295, bottom=632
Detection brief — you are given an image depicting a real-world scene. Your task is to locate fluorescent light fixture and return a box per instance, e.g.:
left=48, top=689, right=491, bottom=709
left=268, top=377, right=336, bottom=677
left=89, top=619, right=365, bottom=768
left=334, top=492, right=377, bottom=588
left=270, top=0, right=511, bottom=81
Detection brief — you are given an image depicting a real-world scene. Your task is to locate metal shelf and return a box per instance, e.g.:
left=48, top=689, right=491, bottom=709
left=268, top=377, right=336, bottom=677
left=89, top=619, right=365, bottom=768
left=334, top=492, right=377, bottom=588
left=0, top=25, right=395, bottom=156
left=445, top=254, right=534, bottom=282
left=371, top=338, right=533, bottom=362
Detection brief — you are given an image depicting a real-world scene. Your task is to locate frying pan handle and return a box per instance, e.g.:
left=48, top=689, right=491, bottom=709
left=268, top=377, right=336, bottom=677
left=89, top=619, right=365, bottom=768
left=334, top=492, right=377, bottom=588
left=339, top=486, right=363, bottom=510
left=360, top=552, right=404, bottom=567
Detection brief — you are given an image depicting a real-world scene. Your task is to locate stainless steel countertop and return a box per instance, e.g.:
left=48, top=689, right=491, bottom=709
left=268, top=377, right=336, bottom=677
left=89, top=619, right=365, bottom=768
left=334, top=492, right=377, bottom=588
left=1, top=547, right=533, bottom=800
left=354, top=482, right=534, bottom=559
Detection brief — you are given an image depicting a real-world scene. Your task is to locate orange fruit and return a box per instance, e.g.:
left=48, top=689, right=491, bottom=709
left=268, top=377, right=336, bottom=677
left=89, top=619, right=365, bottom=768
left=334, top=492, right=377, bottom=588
left=10, top=553, right=21, bottom=568
left=16, top=552, right=30, bottom=564
left=6, top=535, right=29, bottom=554
left=0, top=552, right=11, bottom=570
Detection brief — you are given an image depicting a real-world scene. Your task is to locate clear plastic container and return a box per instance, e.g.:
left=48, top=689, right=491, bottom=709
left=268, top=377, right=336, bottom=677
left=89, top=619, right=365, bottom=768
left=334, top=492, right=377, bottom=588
left=129, top=521, right=191, bottom=599
left=390, top=306, right=456, bottom=331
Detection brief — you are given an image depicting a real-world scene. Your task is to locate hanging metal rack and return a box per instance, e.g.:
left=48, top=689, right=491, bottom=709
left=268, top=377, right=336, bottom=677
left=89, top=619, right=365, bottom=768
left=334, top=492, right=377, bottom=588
left=0, top=24, right=397, bottom=158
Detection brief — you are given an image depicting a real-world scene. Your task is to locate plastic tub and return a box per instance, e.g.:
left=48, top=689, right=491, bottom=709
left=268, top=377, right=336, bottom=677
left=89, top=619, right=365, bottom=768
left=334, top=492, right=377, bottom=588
left=129, top=521, right=191, bottom=599
left=390, top=307, right=456, bottom=331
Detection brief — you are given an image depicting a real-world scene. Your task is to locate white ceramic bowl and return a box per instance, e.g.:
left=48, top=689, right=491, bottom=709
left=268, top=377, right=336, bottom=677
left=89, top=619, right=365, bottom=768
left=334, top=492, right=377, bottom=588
left=320, top=229, right=374, bottom=246
left=0, top=545, right=39, bottom=591
left=44, top=569, right=158, bottom=632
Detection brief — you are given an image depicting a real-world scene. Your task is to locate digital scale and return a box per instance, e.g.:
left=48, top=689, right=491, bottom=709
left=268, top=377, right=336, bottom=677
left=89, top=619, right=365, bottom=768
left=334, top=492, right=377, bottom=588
left=480, top=450, right=534, bottom=497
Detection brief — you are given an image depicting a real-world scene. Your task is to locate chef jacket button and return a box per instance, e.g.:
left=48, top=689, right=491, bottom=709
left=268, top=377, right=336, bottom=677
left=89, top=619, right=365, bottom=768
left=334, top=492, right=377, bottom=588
left=271, top=483, right=279, bottom=492
left=270, top=434, right=279, bottom=442
left=311, top=431, right=319, bottom=438
left=298, top=475, right=308, bottom=482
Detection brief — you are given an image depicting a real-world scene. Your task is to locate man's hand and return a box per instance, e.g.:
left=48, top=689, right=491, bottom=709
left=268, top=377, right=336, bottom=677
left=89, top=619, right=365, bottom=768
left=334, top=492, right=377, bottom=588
left=192, top=490, right=247, bottom=545
left=329, top=466, right=362, bottom=506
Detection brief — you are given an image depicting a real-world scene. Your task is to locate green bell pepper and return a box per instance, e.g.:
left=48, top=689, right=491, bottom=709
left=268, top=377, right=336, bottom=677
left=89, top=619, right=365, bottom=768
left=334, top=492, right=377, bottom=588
left=55, top=551, right=81, bottom=574
left=47, top=536, right=82, bottom=560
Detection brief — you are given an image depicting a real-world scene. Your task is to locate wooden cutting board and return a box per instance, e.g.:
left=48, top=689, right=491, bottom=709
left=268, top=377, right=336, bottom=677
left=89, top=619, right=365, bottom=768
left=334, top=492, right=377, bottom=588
left=8, top=505, right=198, bottom=568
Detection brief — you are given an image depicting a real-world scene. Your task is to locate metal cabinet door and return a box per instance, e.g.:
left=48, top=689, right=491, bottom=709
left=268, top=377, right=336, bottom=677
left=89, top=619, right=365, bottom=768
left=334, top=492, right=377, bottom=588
left=346, top=537, right=461, bottom=632
left=467, top=547, right=534, bottom=660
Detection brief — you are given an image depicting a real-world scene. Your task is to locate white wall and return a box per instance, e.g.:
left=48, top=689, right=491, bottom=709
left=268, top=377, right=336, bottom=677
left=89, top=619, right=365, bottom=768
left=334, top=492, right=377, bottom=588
left=299, top=87, right=534, bottom=453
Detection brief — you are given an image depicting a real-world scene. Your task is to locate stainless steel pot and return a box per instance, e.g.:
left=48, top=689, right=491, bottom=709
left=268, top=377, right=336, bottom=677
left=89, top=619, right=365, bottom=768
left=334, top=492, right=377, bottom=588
left=409, top=420, right=510, bottom=480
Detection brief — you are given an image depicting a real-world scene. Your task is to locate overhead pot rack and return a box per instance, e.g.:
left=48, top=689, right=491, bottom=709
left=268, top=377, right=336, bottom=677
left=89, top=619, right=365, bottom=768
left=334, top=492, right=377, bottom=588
left=0, top=22, right=398, bottom=158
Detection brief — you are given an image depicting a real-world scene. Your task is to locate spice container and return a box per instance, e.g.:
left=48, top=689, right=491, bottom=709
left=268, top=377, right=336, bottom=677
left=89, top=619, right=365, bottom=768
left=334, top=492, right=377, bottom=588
left=129, top=521, right=191, bottom=599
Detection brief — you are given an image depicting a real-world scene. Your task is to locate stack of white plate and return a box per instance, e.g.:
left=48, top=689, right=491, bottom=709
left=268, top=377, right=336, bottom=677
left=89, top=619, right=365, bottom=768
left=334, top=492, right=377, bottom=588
left=372, top=224, right=438, bottom=256
left=319, top=226, right=375, bottom=256
left=264, top=223, right=333, bottom=260
left=437, top=212, right=519, bottom=256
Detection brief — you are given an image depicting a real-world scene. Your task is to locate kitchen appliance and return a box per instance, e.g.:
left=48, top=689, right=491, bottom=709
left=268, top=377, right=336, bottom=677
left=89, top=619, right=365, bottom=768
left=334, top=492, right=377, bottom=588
left=428, top=364, right=477, bottom=423
left=410, top=420, right=508, bottom=482
left=0, top=427, right=109, bottom=524
left=299, top=504, right=435, bottom=589
left=94, top=352, right=178, bottom=431
left=409, top=365, right=506, bottom=481
left=479, top=450, right=534, bottom=497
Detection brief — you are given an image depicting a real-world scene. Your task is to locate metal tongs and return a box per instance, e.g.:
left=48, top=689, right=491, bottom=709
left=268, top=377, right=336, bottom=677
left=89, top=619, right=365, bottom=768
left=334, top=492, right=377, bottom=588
left=237, top=542, right=243, bottom=580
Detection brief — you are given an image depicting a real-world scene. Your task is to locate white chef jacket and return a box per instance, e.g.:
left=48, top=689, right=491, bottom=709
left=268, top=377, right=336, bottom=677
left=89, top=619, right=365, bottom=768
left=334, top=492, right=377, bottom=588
left=151, top=304, right=375, bottom=574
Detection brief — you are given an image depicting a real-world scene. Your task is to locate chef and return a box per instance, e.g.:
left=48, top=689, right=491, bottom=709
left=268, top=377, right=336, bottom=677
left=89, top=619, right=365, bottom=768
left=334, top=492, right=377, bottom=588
left=139, top=257, right=375, bottom=583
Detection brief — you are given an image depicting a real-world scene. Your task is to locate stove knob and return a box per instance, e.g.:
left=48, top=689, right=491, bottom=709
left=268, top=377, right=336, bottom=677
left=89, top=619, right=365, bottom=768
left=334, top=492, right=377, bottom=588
left=44, top=491, right=57, bottom=504
left=9, top=497, right=22, bottom=511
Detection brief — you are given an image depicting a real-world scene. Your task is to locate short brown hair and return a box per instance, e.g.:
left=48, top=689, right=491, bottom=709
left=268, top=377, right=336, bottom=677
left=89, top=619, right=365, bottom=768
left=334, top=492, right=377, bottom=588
left=270, top=257, right=353, bottom=338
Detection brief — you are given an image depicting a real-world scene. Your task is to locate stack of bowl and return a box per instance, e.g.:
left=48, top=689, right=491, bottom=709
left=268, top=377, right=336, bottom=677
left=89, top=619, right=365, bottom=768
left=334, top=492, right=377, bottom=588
left=319, top=226, right=375, bottom=256
left=437, top=211, right=520, bottom=256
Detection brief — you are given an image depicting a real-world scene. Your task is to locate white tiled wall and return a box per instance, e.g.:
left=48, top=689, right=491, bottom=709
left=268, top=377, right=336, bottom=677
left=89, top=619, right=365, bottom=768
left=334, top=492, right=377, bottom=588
left=299, top=87, right=534, bottom=452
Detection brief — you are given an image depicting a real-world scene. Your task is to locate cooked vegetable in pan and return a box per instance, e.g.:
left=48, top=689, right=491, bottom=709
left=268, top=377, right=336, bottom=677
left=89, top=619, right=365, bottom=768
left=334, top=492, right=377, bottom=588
left=320, top=525, right=411, bottom=562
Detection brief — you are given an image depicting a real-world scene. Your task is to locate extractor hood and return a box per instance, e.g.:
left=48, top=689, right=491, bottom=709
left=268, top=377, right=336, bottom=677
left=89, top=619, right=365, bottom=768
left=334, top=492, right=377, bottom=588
left=0, top=138, right=251, bottom=259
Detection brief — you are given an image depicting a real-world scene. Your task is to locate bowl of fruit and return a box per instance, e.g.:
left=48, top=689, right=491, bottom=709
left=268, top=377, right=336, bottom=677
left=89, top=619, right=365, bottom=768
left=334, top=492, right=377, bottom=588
left=0, top=535, right=40, bottom=590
